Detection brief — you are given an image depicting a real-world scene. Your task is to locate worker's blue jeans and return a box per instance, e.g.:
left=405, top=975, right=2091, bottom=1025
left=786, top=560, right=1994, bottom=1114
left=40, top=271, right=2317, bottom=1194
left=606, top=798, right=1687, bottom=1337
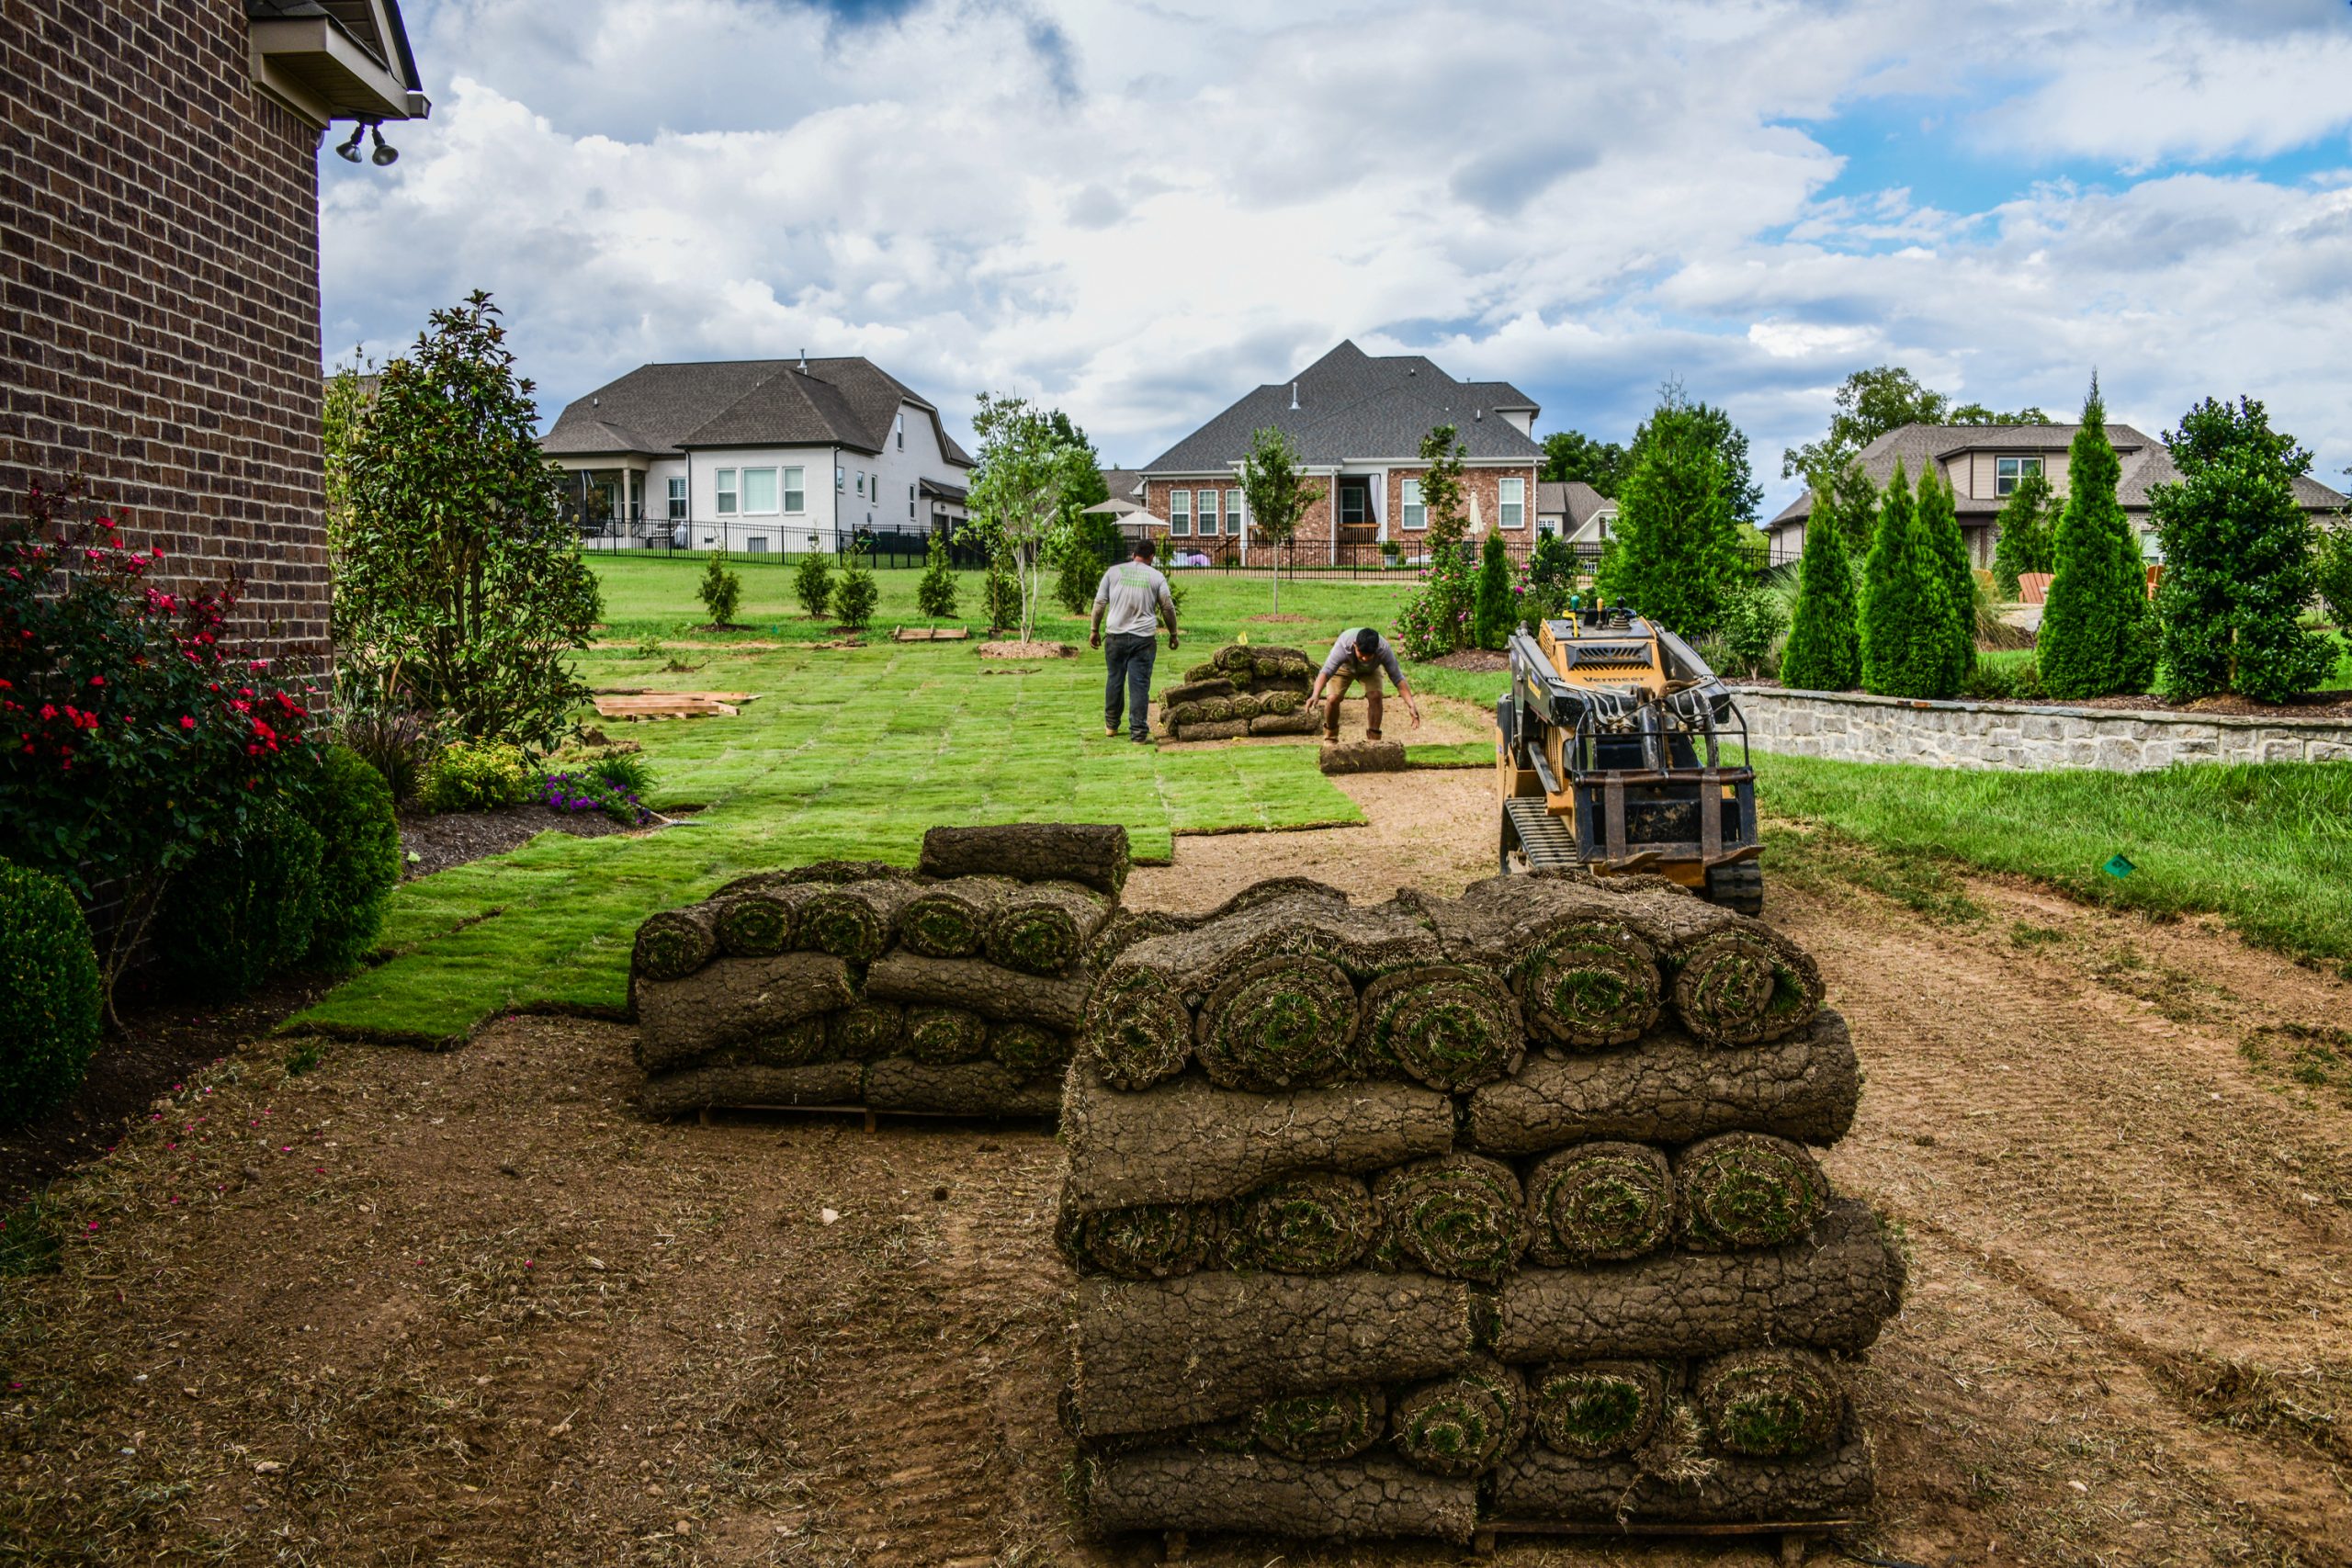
left=1103, top=632, right=1157, bottom=739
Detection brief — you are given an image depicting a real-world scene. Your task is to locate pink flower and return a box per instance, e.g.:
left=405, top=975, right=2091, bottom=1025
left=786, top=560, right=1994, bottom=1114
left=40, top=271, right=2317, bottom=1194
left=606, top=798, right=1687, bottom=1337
left=180, top=716, right=195, bottom=729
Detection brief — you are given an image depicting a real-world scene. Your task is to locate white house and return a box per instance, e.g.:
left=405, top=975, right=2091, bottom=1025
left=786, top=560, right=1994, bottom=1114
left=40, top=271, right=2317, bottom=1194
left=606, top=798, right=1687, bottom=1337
left=539, top=355, right=973, bottom=554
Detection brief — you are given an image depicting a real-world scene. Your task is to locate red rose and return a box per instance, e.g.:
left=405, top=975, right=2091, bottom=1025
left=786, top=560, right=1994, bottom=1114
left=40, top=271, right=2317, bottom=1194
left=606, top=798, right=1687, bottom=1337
left=179, top=716, right=195, bottom=729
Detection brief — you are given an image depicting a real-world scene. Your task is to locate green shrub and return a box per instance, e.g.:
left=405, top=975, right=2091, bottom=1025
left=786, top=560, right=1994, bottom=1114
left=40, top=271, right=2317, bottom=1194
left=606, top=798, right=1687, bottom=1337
left=0, top=859, right=102, bottom=1126
left=1860, top=463, right=1958, bottom=698
left=1715, top=581, right=1788, bottom=679
left=698, top=548, right=742, bottom=626
left=337, top=705, right=435, bottom=805
left=2317, top=525, right=2352, bottom=630
left=423, top=739, right=534, bottom=813
left=158, top=803, right=324, bottom=1000
left=832, top=548, right=879, bottom=630
left=2039, top=381, right=2155, bottom=699
left=1471, top=533, right=1514, bottom=649
left=577, top=746, right=654, bottom=796
left=1957, top=662, right=2017, bottom=701
left=982, top=539, right=1020, bottom=632
left=300, top=744, right=401, bottom=971
left=915, top=532, right=959, bottom=620
left=792, top=548, right=835, bottom=619
left=1780, top=505, right=1861, bottom=692
left=1522, top=533, right=1577, bottom=622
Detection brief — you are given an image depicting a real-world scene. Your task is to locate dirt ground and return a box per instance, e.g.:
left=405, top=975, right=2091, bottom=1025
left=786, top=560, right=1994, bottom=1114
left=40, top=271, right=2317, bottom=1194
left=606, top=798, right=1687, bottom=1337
left=6, top=772, right=2351, bottom=1565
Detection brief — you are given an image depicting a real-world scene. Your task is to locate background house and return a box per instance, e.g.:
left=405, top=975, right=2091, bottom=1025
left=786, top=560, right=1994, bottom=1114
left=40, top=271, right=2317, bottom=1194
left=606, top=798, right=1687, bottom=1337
left=539, top=357, right=974, bottom=555
left=0, top=0, right=429, bottom=657
left=1136, top=342, right=1544, bottom=566
left=1767, top=421, right=2347, bottom=568
left=1536, top=480, right=1618, bottom=547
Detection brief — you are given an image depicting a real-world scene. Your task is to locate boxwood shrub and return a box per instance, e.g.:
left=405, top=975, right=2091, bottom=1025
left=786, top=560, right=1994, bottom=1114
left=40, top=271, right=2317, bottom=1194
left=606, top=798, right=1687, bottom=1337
left=0, top=859, right=102, bottom=1126
left=158, top=802, right=324, bottom=1000
left=302, top=744, right=402, bottom=971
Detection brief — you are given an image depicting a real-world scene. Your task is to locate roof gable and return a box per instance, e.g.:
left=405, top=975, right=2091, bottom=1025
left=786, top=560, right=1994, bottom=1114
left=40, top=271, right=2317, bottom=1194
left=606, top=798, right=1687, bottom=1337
left=541, top=357, right=972, bottom=466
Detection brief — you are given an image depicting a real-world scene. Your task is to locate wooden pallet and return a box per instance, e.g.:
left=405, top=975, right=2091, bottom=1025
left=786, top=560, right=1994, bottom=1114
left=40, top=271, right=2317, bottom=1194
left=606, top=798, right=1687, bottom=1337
left=590, top=690, right=756, bottom=721
left=892, top=626, right=969, bottom=642
left=1160, top=1519, right=1855, bottom=1563
left=690, top=1103, right=1056, bottom=1132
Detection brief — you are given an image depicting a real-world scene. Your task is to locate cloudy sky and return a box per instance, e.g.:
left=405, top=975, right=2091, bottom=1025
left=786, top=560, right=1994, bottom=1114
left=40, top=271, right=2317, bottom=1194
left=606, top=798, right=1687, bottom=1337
left=323, top=0, right=2352, bottom=513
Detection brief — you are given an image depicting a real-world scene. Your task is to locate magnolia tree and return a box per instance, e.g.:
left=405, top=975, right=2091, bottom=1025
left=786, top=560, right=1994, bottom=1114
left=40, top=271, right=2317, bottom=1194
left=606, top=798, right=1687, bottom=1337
left=967, top=393, right=1096, bottom=646
left=1238, top=426, right=1321, bottom=612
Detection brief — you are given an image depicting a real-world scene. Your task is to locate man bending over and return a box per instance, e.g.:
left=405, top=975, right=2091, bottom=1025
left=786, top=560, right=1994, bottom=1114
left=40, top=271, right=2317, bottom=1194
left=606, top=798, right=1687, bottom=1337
left=1089, top=537, right=1180, bottom=743
left=1309, top=626, right=1421, bottom=741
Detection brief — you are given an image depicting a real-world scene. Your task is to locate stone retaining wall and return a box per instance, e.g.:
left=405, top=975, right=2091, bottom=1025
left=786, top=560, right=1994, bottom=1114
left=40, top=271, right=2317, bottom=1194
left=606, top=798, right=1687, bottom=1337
left=1726, top=687, right=2352, bottom=773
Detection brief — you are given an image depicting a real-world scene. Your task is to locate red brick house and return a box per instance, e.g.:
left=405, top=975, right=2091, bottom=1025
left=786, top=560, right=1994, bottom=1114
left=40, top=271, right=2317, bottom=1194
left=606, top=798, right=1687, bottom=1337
left=0, top=0, right=429, bottom=657
left=1136, top=341, right=1545, bottom=566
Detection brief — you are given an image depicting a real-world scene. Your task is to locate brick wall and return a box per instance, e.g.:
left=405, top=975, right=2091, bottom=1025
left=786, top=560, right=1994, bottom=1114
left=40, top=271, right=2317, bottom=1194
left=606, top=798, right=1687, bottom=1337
left=1387, top=464, right=1541, bottom=558
left=0, top=0, right=330, bottom=656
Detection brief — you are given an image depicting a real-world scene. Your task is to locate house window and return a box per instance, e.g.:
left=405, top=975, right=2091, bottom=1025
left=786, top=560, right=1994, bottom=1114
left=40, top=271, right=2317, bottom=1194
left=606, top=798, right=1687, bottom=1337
left=1198, top=490, right=1219, bottom=536
left=782, top=467, right=805, bottom=513
left=836, top=466, right=845, bottom=492
left=1996, top=456, right=2043, bottom=497
left=908, top=483, right=916, bottom=520
left=667, top=477, right=686, bottom=520
left=1170, top=489, right=1191, bottom=536
left=1498, top=476, right=1525, bottom=530
left=896, top=415, right=905, bottom=451
left=715, top=468, right=739, bottom=515
left=855, top=471, right=865, bottom=499
left=1401, top=479, right=1426, bottom=531
left=1339, top=485, right=1367, bottom=526
left=1226, top=490, right=1244, bottom=538
left=741, top=468, right=779, bottom=514
left=745, top=536, right=770, bottom=553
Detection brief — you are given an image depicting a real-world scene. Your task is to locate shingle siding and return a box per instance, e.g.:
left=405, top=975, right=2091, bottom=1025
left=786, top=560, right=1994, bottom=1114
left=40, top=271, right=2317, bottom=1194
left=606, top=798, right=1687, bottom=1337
left=1, top=0, right=333, bottom=654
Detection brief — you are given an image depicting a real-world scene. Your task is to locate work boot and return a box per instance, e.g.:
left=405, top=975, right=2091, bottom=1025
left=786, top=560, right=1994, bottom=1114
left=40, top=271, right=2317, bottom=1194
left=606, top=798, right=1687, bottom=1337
left=1103, top=724, right=1119, bottom=737
left=1366, top=728, right=1383, bottom=740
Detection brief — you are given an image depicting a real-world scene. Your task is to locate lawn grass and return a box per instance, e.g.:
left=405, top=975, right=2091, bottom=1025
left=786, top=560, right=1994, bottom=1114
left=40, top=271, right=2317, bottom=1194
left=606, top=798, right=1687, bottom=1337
left=1759, top=754, right=2352, bottom=972
left=297, top=562, right=1429, bottom=1043
left=1405, top=741, right=1495, bottom=769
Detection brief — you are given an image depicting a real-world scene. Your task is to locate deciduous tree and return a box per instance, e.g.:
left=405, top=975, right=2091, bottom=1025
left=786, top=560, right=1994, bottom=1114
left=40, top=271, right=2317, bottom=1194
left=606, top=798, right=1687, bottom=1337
left=967, top=393, right=1096, bottom=645
left=1239, top=426, right=1321, bottom=613
left=1540, top=430, right=1629, bottom=496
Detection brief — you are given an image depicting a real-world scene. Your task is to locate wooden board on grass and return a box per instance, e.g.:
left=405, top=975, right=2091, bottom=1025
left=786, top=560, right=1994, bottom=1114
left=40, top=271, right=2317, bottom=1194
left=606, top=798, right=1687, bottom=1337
left=592, top=691, right=758, bottom=721
left=893, top=626, right=970, bottom=642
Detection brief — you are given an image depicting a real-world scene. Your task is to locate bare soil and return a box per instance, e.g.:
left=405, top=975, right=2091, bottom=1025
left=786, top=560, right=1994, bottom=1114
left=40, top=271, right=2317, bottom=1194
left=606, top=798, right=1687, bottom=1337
left=977, top=640, right=1078, bottom=660
left=6, top=772, right=2350, bottom=1564
left=398, top=806, right=640, bottom=880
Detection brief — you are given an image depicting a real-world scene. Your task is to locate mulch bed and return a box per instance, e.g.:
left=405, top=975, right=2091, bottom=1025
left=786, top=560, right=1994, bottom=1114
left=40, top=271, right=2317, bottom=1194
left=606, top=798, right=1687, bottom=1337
left=1421, top=649, right=1510, bottom=672
left=398, top=806, right=640, bottom=880
left=0, top=969, right=339, bottom=1208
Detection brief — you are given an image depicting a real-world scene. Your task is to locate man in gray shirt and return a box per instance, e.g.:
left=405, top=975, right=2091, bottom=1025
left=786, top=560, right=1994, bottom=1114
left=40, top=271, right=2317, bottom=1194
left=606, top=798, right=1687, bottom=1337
left=1088, top=537, right=1180, bottom=743
left=1309, top=626, right=1422, bottom=741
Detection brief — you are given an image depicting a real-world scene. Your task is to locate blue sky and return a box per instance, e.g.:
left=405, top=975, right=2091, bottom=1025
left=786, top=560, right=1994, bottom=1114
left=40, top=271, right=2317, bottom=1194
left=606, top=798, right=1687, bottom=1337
left=325, top=0, right=2352, bottom=514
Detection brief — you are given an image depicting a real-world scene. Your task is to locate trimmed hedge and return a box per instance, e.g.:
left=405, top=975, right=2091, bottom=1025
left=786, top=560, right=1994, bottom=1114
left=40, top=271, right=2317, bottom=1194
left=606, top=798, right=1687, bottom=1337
left=0, top=859, right=103, bottom=1126
left=302, top=744, right=402, bottom=971
left=158, top=802, right=324, bottom=1001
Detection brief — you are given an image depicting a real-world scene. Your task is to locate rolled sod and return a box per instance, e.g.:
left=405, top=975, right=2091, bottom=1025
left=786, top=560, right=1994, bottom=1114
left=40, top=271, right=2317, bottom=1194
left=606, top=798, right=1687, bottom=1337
left=987, top=1020, right=1072, bottom=1078
left=1061, top=1066, right=1453, bottom=1212
left=1495, top=1198, right=1905, bottom=1362
left=1079, top=1450, right=1477, bottom=1544
left=1425, top=877, right=1664, bottom=1048
left=903, top=1005, right=989, bottom=1065
left=1250, top=707, right=1324, bottom=736
left=1172, top=717, right=1250, bottom=741
left=796, top=879, right=920, bottom=964
left=826, top=1001, right=903, bottom=1060
left=1669, top=925, right=1826, bottom=1045
left=1319, top=739, right=1407, bottom=774
left=1257, top=688, right=1307, bottom=716
left=1460, top=1009, right=1860, bottom=1156
left=1088, top=908, right=1194, bottom=971
left=1223, top=1173, right=1378, bottom=1274
left=861, top=953, right=1093, bottom=1031
left=897, top=877, right=1013, bottom=959
left=1523, top=1141, right=1676, bottom=1266
left=1226, top=694, right=1265, bottom=721
left=1071, top=1269, right=1476, bottom=1436
left=1107, top=886, right=1438, bottom=998
left=1250, top=1387, right=1387, bottom=1462
left=917, top=822, right=1131, bottom=897
left=861, top=1057, right=1061, bottom=1117
left=1057, top=1199, right=1220, bottom=1280
left=713, top=859, right=911, bottom=896
left=743, top=1015, right=830, bottom=1067
left=1162, top=678, right=1236, bottom=705
left=1177, top=695, right=1236, bottom=724
left=985, top=882, right=1111, bottom=976
left=1389, top=1359, right=1528, bottom=1478
left=1080, top=964, right=1193, bottom=1089
left=633, top=953, right=855, bottom=1072
left=1529, top=1360, right=1669, bottom=1459
left=1676, top=1132, right=1832, bottom=1252
left=1374, top=1155, right=1529, bottom=1283
left=631, top=903, right=718, bottom=982
left=1489, top=1413, right=1874, bottom=1524
left=714, top=886, right=810, bottom=958
left=1693, top=1348, right=1849, bottom=1459
left=1193, top=954, right=1363, bottom=1092
left=1363, top=964, right=1523, bottom=1090
left=1199, top=877, right=1351, bottom=922
left=640, top=1059, right=863, bottom=1117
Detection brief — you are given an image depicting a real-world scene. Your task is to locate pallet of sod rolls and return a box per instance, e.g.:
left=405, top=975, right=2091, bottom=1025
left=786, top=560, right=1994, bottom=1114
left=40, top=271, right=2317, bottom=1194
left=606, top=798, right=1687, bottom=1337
left=1057, top=873, right=1903, bottom=1549
left=628, top=824, right=1130, bottom=1121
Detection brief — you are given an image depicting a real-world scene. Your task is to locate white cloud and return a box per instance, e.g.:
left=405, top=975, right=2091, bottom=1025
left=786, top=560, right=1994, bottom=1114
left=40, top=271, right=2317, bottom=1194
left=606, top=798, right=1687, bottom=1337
left=325, top=0, right=2352, bottom=503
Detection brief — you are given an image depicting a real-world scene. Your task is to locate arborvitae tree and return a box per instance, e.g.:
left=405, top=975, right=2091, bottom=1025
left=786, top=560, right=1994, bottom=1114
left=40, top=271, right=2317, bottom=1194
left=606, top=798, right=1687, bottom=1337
left=1989, top=467, right=2057, bottom=599
left=792, top=547, right=835, bottom=620
left=697, top=547, right=741, bottom=626
left=1778, top=490, right=1861, bottom=691
left=914, top=531, right=959, bottom=621
left=1609, top=390, right=1745, bottom=636
left=831, top=544, right=878, bottom=630
left=2039, top=380, right=2154, bottom=698
left=1860, top=463, right=1953, bottom=696
left=1471, top=531, right=1514, bottom=649
left=2151, top=396, right=2333, bottom=704
left=1915, top=466, right=1976, bottom=690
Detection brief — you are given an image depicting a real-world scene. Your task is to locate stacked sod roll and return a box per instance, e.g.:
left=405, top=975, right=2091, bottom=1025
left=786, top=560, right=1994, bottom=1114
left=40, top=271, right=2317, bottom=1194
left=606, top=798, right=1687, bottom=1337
left=629, top=826, right=1130, bottom=1118
left=1059, top=873, right=1902, bottom=1544
left=1159, top=643, right=1323, bottom=741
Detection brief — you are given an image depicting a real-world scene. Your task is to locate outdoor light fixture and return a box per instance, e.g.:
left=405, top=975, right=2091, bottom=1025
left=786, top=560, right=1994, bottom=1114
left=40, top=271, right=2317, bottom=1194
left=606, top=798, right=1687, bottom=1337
left=334, top=123, right=366, bottom=162
left=368, top=127, right=398, bottom=165
left=333, top=122, right=399, bottom=167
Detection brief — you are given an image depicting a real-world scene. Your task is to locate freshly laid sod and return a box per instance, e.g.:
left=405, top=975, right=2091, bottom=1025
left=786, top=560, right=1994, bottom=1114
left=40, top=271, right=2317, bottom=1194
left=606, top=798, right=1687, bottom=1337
left=298, top=563, right=1425, bottom=1044
left=1760, top=755, right=2352, bottom=971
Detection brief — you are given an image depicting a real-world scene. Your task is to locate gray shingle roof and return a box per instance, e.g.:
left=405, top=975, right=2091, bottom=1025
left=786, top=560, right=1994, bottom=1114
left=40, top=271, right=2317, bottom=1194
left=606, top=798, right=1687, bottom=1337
left=542, top=357, right=973, bottom=466
left=1100, top=467, right=1144, bottom=501
left=1142, top=341, right=1544, bottom=473
left=1768, top=421, right=2345, bottom=527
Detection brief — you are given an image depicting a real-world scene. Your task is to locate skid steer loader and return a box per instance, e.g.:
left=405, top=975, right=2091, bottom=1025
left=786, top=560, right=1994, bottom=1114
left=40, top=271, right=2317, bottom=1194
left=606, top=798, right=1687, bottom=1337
left=1494, top=604, right=1763, bottom=913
